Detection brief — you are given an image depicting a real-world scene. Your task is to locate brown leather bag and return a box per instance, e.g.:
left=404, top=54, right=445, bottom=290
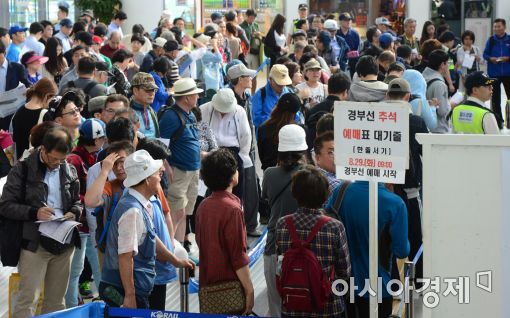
left=199, top=280, right=245, bottom=314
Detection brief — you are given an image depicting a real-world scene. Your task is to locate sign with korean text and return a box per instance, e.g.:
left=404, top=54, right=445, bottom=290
left=333, top=101, right=409, bottom=184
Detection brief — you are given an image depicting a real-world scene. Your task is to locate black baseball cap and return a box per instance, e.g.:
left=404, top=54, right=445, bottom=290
left=164, top=39, right=182, bottom=52
left=464, top=72, right=496, bottom=92
left=298, top=3, right=308, bottom=10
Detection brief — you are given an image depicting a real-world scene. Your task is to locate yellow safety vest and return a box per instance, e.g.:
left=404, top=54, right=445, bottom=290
left=451, top=103, right=489, bottom=134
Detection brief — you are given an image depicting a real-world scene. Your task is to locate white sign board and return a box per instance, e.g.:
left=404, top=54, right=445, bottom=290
left=333, top=101, right=409, bottom=184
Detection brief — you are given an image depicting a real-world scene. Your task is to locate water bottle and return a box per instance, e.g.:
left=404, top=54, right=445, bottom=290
left=102, top=285, right=124, bottom=307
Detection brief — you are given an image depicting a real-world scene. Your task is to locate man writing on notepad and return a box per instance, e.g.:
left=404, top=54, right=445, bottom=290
left=0, top=125, right=81, bottom=317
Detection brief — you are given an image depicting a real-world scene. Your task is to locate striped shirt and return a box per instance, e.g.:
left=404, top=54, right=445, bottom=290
left=276, top=208, right=351, bottom=317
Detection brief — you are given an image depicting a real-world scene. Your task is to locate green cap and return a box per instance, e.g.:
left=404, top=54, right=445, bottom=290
left=131, top=72, right=159, bottom=90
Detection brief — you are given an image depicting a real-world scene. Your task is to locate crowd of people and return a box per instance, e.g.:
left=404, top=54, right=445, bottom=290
left=0, top=1, right=508, bottom=317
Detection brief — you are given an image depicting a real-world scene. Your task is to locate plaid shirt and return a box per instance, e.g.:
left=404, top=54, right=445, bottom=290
left=276, top=208, right=351, bottom=317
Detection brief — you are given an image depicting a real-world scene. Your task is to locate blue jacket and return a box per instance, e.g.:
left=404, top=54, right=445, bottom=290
left=483, top=33, right=510, bottom=77
left=6, top=61, right=31, bottom=91
left=251, top=82, right=290, bottom=131
left=325, top=181, right=410, bottom=298
left=403, top=70, right=437, bottom=130
left=333, top=35, right=349, bottom=72
left=149, top=72, right=169, bottom=113
left=338, top=28, right=361, bottom=52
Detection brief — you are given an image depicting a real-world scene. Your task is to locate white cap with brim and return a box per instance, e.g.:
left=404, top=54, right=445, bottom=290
left=211, top=88, right=237, bottom=113
left=124, top=150, right=164, bottom=188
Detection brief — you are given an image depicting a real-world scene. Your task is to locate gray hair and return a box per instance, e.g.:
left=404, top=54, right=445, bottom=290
left=108, top=30, right=121, bottom=40
left=404, top=18, right=416, bottom=26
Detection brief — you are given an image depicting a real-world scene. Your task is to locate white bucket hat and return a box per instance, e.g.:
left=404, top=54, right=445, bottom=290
left=278, top=124, right=308, bottom=152
left=123, top=150, right=163, bottom=188
left=172, top=78, right=204, bottom=96
left=212, top=88, right=237, bottom=113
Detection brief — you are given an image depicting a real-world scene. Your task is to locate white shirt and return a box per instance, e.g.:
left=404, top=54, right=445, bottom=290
left=465, top=96, right=500, bottom=135
left=42, top=159, right=63, bottom=217
left=200, top=102, right=253, bottom=168
left=274, top=30, right=286, bottom=54
left=117, top=188, right=155, bottom=255
left=0, top=58, right=7, bottom=93
left=20, top=35, right=45, bottom=57
left=296, top=82, right=328, bottom=108
left=55, top=32, right=72, bottom=53
left=108, top=22, right=123, bottom=38
left=176, top=47, right=207, bottom=79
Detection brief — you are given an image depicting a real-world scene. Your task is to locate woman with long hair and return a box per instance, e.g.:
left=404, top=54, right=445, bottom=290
left=42, top=37, right=68, bottom=85
left=419, top=21, right=436, bottom=47
left=264, top=14, right=288, bottom=68
left=226, top=22, right=241, bottom=60
left=11, top=78, right=57, bottom=159
left=257, top=93, right=311, bottom=170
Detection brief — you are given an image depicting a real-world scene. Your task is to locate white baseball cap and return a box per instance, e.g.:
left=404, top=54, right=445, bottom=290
left=278, top=124, right=308, bottom=152
left=153, top=37, right=168, bottom=48
left=211, top=88, right=237, bottom=113
left=375, top=17, right=392, bottom=26
left=123, top=150, right=163, bottom=188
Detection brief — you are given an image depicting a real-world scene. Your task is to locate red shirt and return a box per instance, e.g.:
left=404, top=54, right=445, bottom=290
left=99, top=43, right=125, bottom=59
left=196, top=191, right=250, bottom=286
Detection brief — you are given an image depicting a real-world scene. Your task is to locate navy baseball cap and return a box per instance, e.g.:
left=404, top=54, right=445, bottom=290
left=379, top=32, right=397, bottom=48
left=9, top=25, right=28, bottom=35
left=79, top=118, right=106, bottom=140
left=59, top=18, right=73, bottom=28
left=210, top=12, right=224, bottom=23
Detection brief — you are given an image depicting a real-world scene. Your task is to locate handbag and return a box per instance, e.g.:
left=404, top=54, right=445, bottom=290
left=199, top=280, right=245, bottom=314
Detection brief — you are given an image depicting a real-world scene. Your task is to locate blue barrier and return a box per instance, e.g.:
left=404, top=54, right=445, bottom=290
left=253, top=58, right=270, bottom=78
left=35, top=302, right=260, bottom=318
left=35, top=302, right=106, bottom=317
left=189, top=228, right=267, bottom=294
left=412, top=244, right=423, bottom=265
left=109, top=307, right=258, bottom=318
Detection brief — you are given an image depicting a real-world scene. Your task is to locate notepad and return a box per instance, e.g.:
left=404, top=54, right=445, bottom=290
left=38, top=220, right=80, bottom=244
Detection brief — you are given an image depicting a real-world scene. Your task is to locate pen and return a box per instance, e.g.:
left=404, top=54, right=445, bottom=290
left=41, top=202, right=55, bottom=215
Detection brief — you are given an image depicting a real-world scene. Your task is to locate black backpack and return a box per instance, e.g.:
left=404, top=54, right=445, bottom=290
left=157, top=105, right=188, bottom=143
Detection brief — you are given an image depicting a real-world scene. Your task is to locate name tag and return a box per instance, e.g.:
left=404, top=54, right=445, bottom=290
left=458, top=110, right=474, bottom=123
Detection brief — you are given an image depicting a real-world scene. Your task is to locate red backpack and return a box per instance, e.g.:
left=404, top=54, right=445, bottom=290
left=276, top=216, right=334, bottom=312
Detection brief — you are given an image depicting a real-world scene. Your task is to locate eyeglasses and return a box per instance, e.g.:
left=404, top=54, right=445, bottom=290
left=104, top=108, right=117, bottom=113
left=43, top=150, right=67, bottom=164
left=61, top=107, right=80, bottom=117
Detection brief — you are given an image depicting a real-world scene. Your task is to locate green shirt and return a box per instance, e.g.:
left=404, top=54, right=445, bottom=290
left=240, top=21, right=260, bottom=42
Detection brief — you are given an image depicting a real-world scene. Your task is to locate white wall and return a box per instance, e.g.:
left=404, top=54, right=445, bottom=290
left=417, top=134, right=510, bottom=318
left=495, top=0, right=510, bottom=21
left=284, top=1, right=302, bottom=35
left=407, top=0, right=430, bottom=41
left=122, top=0, right=164, bottom=37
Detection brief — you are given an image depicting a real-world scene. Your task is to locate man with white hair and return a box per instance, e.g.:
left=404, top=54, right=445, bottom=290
left=100, top=31, right=124, bottom=59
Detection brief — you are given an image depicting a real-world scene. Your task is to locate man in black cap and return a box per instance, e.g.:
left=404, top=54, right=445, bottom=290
left=338, top=12, right=361, bottom=77
left=450, top=71, right=500, bottom=134
left=64, top=31, right=94, bottom=66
